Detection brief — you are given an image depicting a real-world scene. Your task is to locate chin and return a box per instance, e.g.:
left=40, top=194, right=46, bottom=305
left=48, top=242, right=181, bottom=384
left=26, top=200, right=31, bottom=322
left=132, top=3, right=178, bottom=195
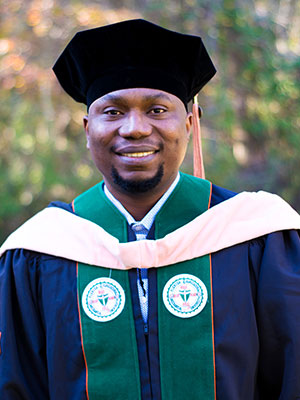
left=111, top=165, right=164, bottom=194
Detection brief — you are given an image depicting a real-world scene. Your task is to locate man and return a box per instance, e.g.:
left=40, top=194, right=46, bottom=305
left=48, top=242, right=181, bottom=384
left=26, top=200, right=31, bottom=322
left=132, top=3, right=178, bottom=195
left=1, top=19, right=300, bottom=400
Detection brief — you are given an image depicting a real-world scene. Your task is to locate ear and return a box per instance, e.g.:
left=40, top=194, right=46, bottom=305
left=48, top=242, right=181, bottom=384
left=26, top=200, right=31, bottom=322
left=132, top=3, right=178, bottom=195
left=185, top=112, right=193, bottom=140
left=83, top=115, right=90, bottom=149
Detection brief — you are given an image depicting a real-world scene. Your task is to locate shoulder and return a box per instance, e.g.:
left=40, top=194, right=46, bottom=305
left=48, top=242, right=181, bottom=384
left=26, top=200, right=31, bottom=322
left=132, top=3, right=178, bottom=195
left=47, top=200, right=74, bottom=213
left=178, top=173, right=237, bottom=208
left=179, top=173, right=236, bottom=206
left=209, top=182, right=299, bottom=227
left=0, top=200, right=75, bottom=260
left=210, top=183, right=237, bottom=207
left=210, top=184, right=300, bottom=258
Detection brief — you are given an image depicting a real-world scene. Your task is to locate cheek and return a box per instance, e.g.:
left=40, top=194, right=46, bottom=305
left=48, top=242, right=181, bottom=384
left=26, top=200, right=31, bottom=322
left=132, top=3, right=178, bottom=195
left=177, top=138, right=189, bottom=161
left=165, top=133, right=189, bottom=166
left=88, top=119, right=115, bottom=145
left=89, top=135, right=105, bottom=150
left=87, top=136, right=113, bottom=165
left=87, top=134, right=110, bottom=166
left=176, top=128, right=190, bottom=158
left=166, top=122, right=189, bottom=150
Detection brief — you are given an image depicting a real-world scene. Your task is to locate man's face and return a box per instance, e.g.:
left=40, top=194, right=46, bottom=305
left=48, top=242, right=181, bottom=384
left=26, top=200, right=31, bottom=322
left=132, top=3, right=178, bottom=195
left=84, top=88, right=192, bottom=197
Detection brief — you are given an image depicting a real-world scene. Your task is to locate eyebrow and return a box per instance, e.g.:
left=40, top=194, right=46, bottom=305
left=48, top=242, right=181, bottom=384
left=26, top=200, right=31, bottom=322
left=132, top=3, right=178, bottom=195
left=99, top=92, right=173, bottom=105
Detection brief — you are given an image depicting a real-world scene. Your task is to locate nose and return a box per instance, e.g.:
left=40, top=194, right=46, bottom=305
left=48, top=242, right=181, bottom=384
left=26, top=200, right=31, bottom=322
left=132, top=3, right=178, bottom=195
left=118, top=111, right=152, bottom=139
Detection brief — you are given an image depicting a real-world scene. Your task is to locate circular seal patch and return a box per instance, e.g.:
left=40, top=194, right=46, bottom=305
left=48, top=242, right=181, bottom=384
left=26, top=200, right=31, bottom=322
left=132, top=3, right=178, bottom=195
left=163, top=274, right=208, bottom=318
left=82, top=277, right=125, bottom=322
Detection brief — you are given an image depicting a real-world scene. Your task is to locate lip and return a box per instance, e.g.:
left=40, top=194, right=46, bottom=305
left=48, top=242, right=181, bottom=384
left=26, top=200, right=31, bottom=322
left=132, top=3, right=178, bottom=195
left=112, top=146, right=160, bottom=167
left=114, top=145, right=160, bottom=155
left=116, top=152, right=158, bottom=165
left=119, top=150, right=156, bottom=158
left=113, top=144, right=160, bottom=164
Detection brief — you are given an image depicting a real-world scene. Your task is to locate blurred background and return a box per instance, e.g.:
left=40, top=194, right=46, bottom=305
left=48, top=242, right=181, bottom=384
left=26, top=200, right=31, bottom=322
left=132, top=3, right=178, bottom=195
left=0, top=0, right=300, bottom=242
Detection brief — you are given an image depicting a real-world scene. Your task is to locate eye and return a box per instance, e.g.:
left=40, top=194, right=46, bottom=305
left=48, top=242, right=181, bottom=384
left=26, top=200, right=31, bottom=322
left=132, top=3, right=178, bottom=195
left=149, top=107, right=166, bottom=114
left=104, top=109, right=122, bottom=116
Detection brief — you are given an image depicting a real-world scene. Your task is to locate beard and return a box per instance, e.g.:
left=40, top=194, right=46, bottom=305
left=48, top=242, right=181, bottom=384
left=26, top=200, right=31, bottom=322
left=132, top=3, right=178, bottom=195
left=111, top=165, right=164, bottom=194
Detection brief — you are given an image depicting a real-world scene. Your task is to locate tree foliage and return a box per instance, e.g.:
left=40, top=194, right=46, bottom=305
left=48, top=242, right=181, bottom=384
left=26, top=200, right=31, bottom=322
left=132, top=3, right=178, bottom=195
left=0, top=0, right=299, bottom=242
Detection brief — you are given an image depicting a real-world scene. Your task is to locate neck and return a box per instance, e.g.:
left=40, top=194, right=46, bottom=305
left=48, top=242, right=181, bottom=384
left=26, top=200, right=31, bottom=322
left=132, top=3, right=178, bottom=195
left=114, top=195, right=157, bottom=221
left=104, top=175, right=178, bottom=221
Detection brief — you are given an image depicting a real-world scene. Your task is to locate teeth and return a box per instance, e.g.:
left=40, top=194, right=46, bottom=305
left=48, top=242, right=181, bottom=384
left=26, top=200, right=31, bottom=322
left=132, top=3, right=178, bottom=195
left=120, top=151, right=155, bottom=158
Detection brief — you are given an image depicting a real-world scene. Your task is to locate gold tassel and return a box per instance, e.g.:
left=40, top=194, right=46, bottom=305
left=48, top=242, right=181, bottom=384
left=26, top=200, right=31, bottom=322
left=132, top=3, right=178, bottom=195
left=192, top=95, right=205, bottom=179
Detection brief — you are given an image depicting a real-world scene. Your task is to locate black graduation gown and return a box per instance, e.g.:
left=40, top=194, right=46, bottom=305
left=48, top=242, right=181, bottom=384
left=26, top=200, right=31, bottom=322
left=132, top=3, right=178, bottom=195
left=0, top=184, right=300, bottom=399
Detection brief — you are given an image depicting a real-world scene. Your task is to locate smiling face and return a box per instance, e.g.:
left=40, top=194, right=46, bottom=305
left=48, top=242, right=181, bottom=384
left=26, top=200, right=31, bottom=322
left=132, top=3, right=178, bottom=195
left=84, top=88, right=192, bottom=200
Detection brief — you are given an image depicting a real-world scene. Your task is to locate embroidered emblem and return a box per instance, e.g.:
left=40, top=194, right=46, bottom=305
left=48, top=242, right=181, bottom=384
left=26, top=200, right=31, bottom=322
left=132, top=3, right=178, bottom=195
left=82, top=277, right=125, bottom=322
left=163, top=274, right=208, bottom=318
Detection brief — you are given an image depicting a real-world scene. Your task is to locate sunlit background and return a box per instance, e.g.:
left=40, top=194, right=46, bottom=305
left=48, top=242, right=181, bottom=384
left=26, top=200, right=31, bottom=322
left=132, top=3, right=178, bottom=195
left=1, top=0, right=300, bottom=242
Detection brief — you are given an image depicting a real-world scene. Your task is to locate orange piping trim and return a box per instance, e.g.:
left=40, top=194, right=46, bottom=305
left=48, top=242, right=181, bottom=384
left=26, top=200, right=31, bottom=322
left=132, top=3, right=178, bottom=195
left=71, top=200, right=75, bottom=213
left=208, top=182, right=213, bottom=210
left=208, top=183, right=216, bottom=397
left=76, top=261, right=90, bottom=400
left=209, top=254, right=217, bottom=399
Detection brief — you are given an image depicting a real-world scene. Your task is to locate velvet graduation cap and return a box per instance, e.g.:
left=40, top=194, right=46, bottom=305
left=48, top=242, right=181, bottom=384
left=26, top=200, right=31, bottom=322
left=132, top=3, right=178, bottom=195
left=53, top=19, right=216, bottom=178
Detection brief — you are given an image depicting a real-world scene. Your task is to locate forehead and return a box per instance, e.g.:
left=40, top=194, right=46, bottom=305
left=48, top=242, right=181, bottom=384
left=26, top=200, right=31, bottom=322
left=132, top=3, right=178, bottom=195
left=89, top=88, right=185, bottom=109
